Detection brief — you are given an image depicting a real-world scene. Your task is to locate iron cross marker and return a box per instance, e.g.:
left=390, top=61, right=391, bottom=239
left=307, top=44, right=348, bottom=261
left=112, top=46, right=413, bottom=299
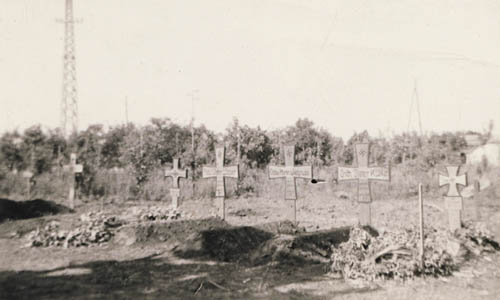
left=269, top=145, right=312, bottom=223
left=439, top=165, right=467, bottom=231
left=337, top=141, right=390, bottom=226
left=202, top=146, right=239, bottom=219
left=439, top=166, right=467, bottom=197
left=63, top=153, right=83, bottom=210
left=165, top=158, right=188, bottom=208
left=165, top=158, right=188, bottom=188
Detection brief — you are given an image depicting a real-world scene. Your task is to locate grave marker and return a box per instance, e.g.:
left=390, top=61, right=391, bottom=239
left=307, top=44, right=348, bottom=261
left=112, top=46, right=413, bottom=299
left=22, top=170, right=33, bottom=199
left=268, top=145, right=312, bottom=223
left=63, top=153, right=83, bottom=210
left=202, top=146, right=239, bottom=219
left=439, top=165, right=467, bottom=231
left=165, top=158, right=188, bottom=208
left=337, top=140, right=390, bottom=225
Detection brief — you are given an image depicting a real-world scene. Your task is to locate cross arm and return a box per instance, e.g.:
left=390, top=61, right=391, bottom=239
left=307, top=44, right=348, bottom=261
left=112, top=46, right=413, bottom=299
left=222, top=165, right=239, bottom=179
left=367, top=166, right=390, bottom=181
left=202, top=167, right=217, bottom=178
left=337, top=167, right=359, bottom=181
left=269, top=165, right=312, bottom=179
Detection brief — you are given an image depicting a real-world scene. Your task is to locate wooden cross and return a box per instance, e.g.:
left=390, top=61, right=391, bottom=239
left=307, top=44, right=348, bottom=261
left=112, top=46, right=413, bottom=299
left=337, top=141, right=390, bottom=226
left=268, top=145, right=312, bottom=223
left=22, top=170, right=33, bottom=199
left=439, top=165, right=467, bottom=231
left=165, top=158, right=188, bottom=208
left=63, top=153, right=83, bottom=210
left=202, top=146, right=239, bottom=219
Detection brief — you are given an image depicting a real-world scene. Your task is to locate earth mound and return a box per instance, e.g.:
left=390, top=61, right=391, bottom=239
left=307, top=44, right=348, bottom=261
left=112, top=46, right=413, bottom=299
left=0, top=198, right=72, bottom=223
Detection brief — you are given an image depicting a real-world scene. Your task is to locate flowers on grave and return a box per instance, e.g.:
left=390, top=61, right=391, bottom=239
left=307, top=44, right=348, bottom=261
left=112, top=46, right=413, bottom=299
left=330, top=222, right=498, bottom=281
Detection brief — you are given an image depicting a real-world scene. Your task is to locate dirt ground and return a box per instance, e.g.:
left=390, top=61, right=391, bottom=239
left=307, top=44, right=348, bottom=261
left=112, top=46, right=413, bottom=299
left=0, top=190, right=499, bottom=299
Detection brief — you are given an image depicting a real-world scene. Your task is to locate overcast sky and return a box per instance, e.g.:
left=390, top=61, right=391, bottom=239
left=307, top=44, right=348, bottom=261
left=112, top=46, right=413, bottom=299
left=1, top=0, right=500, bottom=140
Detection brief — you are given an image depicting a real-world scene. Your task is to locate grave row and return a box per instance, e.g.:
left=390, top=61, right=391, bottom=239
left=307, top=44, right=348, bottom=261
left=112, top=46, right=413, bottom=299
left=26, top=139, right=472, bottom=231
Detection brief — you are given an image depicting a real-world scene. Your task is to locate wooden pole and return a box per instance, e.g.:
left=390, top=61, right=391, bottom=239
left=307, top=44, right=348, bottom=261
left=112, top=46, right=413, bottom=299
left=26, top=177, right=31, bottom=199
left=473, top=180, right=480, bottom=221
left=218, top=196, right=225, bottom=220
left=293, top=199, right=297, bottom=224
left=69, top=175, right=75, bottom=210
left=418, top=183, right=424, bottom=269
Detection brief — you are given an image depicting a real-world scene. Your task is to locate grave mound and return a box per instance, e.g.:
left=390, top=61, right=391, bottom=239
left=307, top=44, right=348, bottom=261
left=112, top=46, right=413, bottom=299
left=164, top=221, right=373, bottom=266
left=0, top=198, right=72, bottom=223
left=331, top=222, right=499, bottom=281
left=117, top=217, right=380, bottom=267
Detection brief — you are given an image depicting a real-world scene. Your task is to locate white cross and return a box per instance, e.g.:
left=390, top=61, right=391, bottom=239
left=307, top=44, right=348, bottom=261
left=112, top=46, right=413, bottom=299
left=268, top=145, right=312, bottom=223
left=439, top=165, right=467, bottom=231
left=64, top=153, right=83, bottom=175
left=268, top=145, right=312, bottom=200
left=165, top=158, right=187, bottom=208
left=63, top=153, right=82, bottom=209
left=202, top=146, right=239, bottom=198
left=22, top=170, right=33, bottom=199
left=202, top=146, right=239, bottom=219
left=439, top=166, right=467, bottom=197
left=165, top=158, right=187, bottom=188
left=337, top=141, right=390, bottom=225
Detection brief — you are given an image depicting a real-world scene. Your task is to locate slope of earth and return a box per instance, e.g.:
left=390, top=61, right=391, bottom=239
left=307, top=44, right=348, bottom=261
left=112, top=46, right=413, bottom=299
left=0, top=188, right=499, bottom=299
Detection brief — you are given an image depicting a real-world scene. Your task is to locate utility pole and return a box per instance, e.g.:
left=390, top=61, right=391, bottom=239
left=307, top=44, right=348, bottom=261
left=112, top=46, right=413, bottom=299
left=405, top=79, right=424, bottom=162
left=188, top=90, right=199, bottom=155
left=407, top=79, right=423, bottom=136
left=188, top=90, right=199, bottom=197
left=414, top=79, right=423, bottom=137
left=58, top=0, right=81, bottom=138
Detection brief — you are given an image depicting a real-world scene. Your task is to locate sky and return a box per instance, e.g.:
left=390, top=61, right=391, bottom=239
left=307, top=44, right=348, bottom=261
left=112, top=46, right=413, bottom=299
left=1, top=0, right=500, bottom=140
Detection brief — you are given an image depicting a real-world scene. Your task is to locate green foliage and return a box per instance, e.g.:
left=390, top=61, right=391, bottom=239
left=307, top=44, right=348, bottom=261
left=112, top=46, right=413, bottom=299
left=0, top=118, right=475, bottom=202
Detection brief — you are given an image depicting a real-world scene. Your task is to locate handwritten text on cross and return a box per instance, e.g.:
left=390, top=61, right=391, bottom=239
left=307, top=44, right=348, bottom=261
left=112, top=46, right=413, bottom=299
left=337, top=142, right=390, bottom=203
left=269, top=145, right=312, bottom=200
left=202, top=146, right=239, bottom=197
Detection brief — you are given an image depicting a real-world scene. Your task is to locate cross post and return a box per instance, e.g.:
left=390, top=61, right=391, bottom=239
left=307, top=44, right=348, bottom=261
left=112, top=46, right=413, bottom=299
left=22, top=170, right=34, bottom=199
left=439, top=165, right=467, bottom=231
left=165, top=158, right=188, bottom=208
left=337, top=141, right=390, bottom=226
left=268, top=145, right=312, bottom=223
left=202, top=146, right=239, bottom=220
left=63, top=153, right=83, bottom=209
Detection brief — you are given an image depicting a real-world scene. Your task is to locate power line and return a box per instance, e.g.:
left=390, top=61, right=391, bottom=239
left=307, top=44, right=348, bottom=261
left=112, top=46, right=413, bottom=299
left=57, top=0, right=82, bottom=138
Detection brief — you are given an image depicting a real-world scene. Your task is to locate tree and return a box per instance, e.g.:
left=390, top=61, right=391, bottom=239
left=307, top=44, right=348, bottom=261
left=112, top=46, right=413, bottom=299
left=0, top=131, right=24, bottom=171
left=224, top=118, right=273, bottom=168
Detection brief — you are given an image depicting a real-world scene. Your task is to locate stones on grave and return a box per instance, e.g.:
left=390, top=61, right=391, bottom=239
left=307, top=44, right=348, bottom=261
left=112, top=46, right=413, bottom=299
left=115, top=226, right=137, bottom=246
left=63, top=153, right=83, bottom=210
left=438, top=165, right=467, bottom=231
left=165, top=158, right=188, bottom=209
left=202, top=146, right=239, bottom=220
left=268, top=145, right=312, bottom=223
left=337, top=139, right=390, bottom=226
